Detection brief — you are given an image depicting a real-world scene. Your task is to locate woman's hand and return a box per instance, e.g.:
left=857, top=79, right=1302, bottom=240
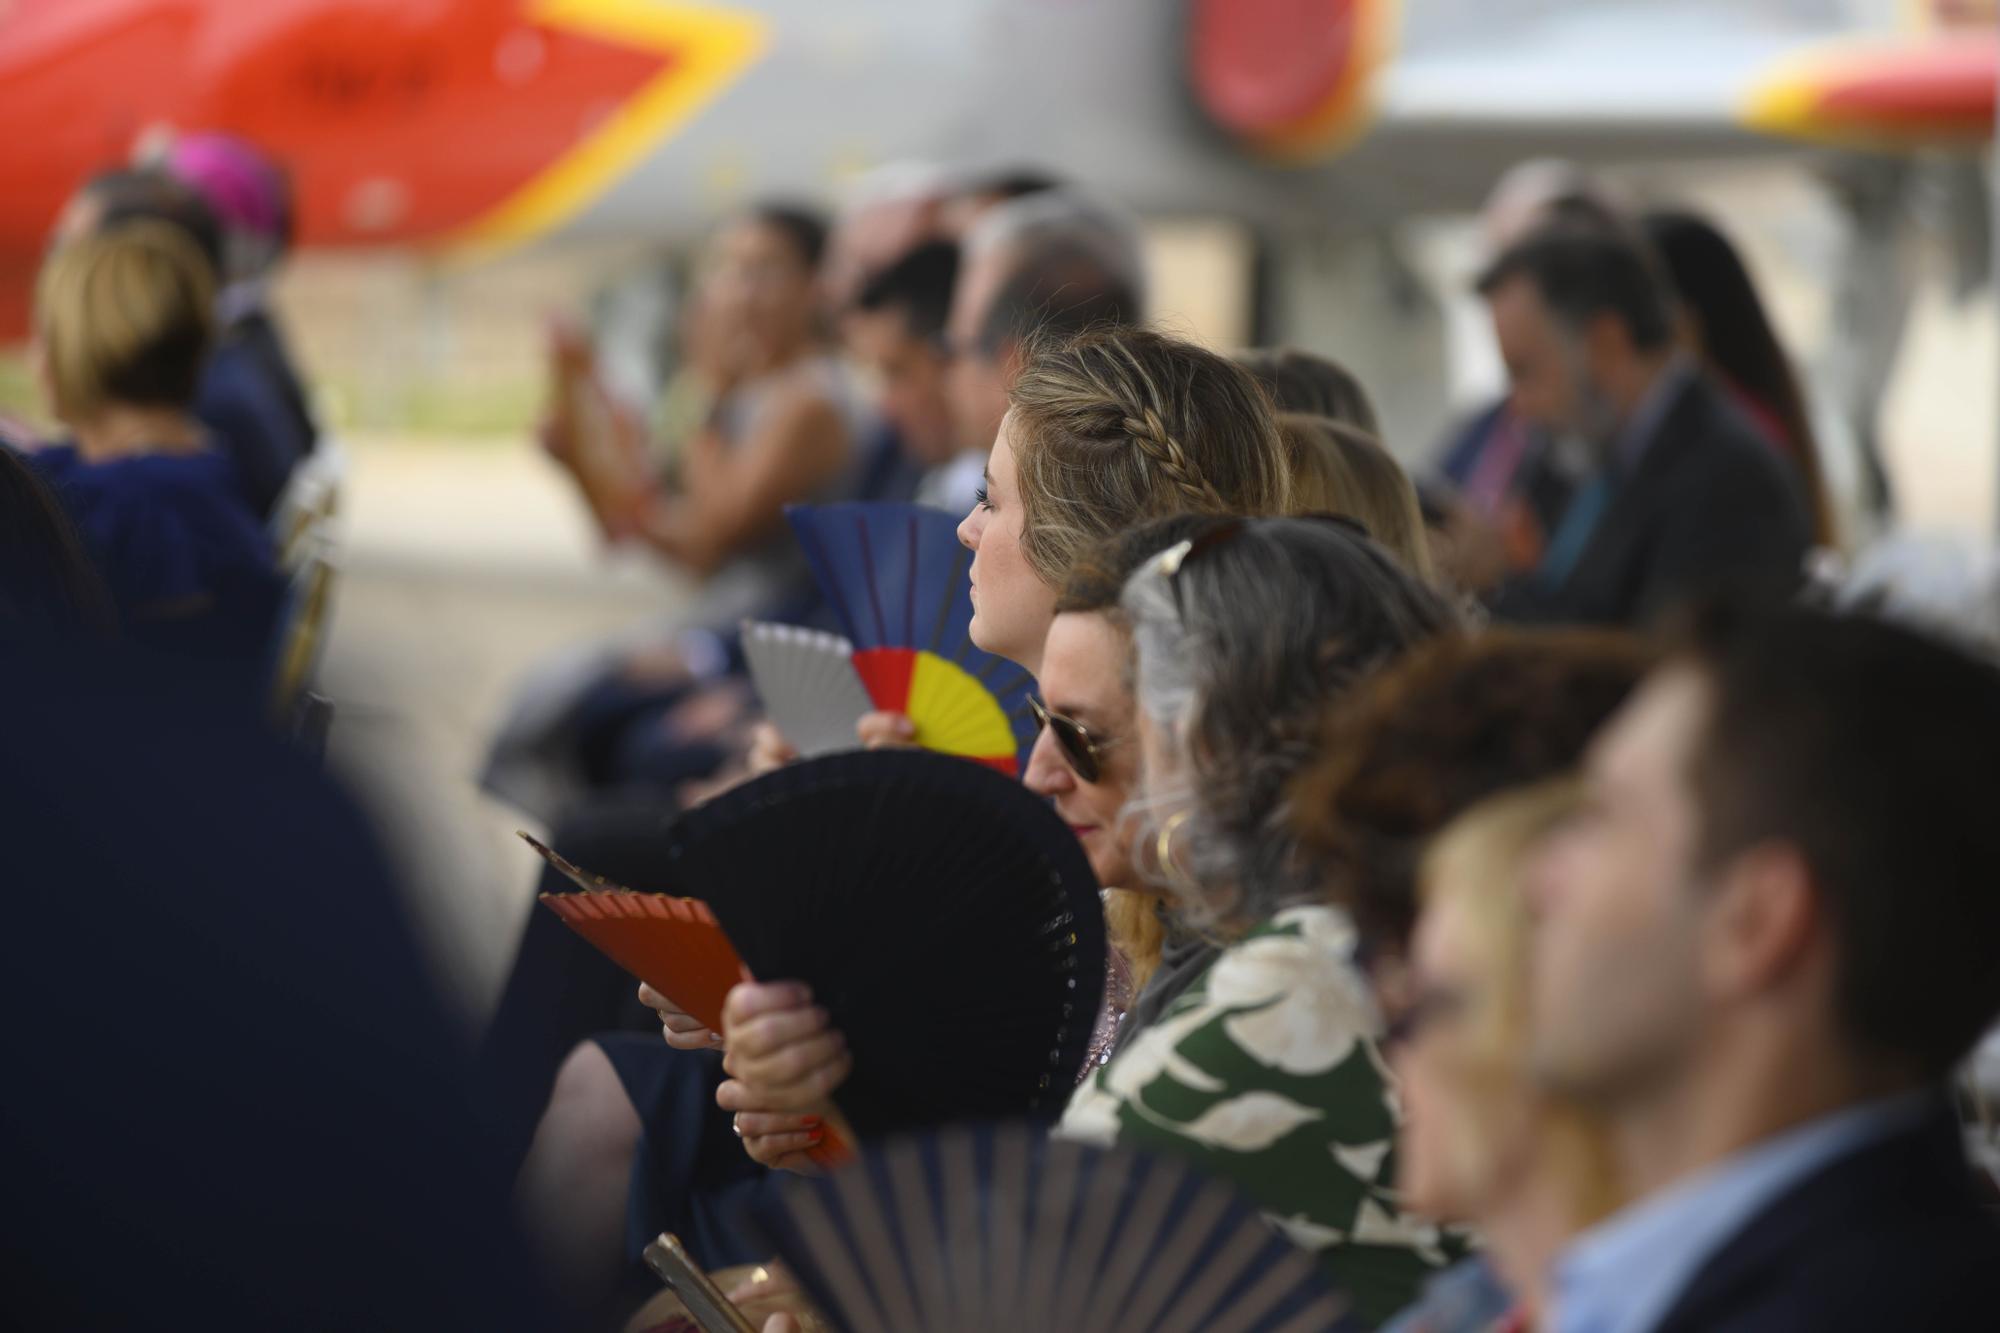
left=729, top=1265, right=808, bottom=1329
left=725, top=1107, right=827, bottom=1174
left=746, top=722, right=798, bottom=777
left=855, top=711, right=916, bottom=749
left=714, top=980, right=852, bottom=1174
left=717, top=982, right=851, bottom=1111
left=637, top=981, right=721, bottom=1051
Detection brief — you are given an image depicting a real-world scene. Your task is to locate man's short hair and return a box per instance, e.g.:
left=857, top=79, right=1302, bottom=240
left=1477, top=222, right=1674, bottom=352
left=976, top=244, right=1141, bottom=358
left=1674, top=597, right=2000, bottom=1080
left=854, top=241, right=960, bottom=343
left=749, top=201, right=830, bottom=272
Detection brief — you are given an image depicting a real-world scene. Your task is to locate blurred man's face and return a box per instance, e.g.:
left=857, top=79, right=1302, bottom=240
left=845, top=305, right=955, bottom=467
left=1526, top=667, right=1712, bottom=1105
left=1486, top=275, right=1620, bottom=448
left=943, top=244, right=1015, bottom=453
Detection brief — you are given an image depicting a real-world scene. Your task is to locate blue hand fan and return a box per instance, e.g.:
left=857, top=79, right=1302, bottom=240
left=786, top=501, right=1038, bottom=776
left=744, top=1121, right=1358, bottom=1333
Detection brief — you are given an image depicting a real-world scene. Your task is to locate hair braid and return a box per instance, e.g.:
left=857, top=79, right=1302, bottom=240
left=1121, top=407, right=1229, bottom=511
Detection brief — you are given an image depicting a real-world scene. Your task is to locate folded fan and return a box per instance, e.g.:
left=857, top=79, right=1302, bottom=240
left=739, top=621, right=873, bottom=758
left=786, top=501, right=1038, bottom=775
left=747, top=1122, right=1355, bottom=1333
left=523, top=833, right=744, bottom=1033
left=528, top=749, right=1105, bottom=1139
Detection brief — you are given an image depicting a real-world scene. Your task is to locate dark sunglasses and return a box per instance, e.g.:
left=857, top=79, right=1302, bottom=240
left=1153, top=513, right=1374, bottom=621
left=1028, top=695, right=1120, bottom=784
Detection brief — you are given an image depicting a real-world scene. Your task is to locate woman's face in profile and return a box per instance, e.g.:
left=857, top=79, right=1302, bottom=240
left=1392, top=889, right=1540, bottom=1224
left=957, top=414, right=1058, bottom=670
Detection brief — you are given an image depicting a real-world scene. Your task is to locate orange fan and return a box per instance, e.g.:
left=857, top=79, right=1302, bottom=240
left=787, top=502, right=1037, bottom=775
left=520, top=833, right=742, bottom=1032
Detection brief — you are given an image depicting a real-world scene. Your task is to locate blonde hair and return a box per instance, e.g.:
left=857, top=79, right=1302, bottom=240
left=35, top=222, right=215, bottom=423
left=1104, top=889, right=1168, bottom=992
left=1277, top=413, right=1435, bottom=581
left=1007, top=327, right=1292, bottom=585
left=1418, top=779, right=1620, bottom=1224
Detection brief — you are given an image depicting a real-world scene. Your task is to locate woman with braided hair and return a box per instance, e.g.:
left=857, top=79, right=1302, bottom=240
left=515, top=327, right=1299, bottom=1312
left=954, top=324, right=1292, bottom=668
left=719, top=325, right=1296, bottom=1130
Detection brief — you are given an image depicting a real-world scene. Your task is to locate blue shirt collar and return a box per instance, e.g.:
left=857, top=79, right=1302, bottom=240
left=1551, top=1090, right=1935, bottom=1333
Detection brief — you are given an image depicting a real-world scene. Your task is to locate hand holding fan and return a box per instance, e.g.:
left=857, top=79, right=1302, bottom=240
left=528, top=749, right=1106, bottom=1141
left=522, top=832, right=744, bottom=1033
left=739, top=621, right=873, bottom=758
left=747, top=1122, right=1355, bottom=1333
left=786, top=502, right=1038, bottom=775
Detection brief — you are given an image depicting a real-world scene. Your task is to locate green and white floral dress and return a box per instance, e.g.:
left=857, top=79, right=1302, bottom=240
left=1059, top=904, right=1457, bottom=1329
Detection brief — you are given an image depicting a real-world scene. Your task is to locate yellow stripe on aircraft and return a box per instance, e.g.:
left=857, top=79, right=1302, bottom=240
left=449, top=0, right=768, bottom=261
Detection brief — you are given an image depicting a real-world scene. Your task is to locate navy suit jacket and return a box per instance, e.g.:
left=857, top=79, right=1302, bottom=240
left=1652, top=1101, right=2000, bottom=1333
left=1494, top=373, right=1810, bottom=628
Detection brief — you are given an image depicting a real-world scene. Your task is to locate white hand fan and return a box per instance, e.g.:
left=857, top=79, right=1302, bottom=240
left=741, top=621, right=874, bottom=757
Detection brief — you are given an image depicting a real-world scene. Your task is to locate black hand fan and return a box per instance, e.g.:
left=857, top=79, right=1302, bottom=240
left=786, top=502, right=1039, bottom=776
left=662, top=749, right=1105, bottom=1136
left=745, top=1121, right=1357, bottom=1333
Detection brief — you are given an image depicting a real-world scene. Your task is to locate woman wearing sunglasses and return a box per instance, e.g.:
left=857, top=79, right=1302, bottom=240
left=714, top=327, right=1294, bottom=1162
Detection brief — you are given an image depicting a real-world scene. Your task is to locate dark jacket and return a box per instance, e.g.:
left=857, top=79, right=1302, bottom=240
left=1493, top=372, right=1810, bottom=627
left=1652, top=1102, right=2000, bottom=1333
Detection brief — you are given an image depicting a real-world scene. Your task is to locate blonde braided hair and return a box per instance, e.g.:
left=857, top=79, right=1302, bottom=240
left=1120, top=406, right=1230, bottom=511
left=1007, top=326, right=1291, bottom=586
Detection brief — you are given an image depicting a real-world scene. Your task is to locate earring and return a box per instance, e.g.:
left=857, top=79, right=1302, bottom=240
left=1151, top=810, right=1196, bottom=889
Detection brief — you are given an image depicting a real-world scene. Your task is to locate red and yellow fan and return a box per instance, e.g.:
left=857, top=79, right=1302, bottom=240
left=786, top=502, right=1037, bottom=775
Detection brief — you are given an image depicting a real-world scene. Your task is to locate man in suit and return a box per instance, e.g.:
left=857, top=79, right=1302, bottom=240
left=1526, top=598, right=2000, bottom=1333
left=1480, top=223, right=1810, bottom=626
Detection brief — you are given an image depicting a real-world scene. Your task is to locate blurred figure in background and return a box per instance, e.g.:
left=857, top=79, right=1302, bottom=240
left=488, top=203, right=870, bottom=820
left=816, top=161, right=955, bottom=318
left=1641, top=208, right=1835, bottom=548
left=1429, top=164, right=1628, bottom=597
left=1529, top=601, right=2000, bottom=1332
left=24, top=224, right=280, bottom=665
left=1478, top=223, right=1808, bottom=626
left=1294, top=629, right=1650, bottom=996
left=843, top=239, right=975, bottom=509
left=937, top=165, right=1066, bottom=238
left=1277, top=413, right=1435, bottom=580
left=59, top=167, right=310, bottom=517
left=159, top=132, right=320, bottom=462
left=1383, top=782, right=1619, bottom=1333
left=942, top=187, right=1147, bottom=458
left=550, top=203, right=867, bottom=609
left=1239, top=346, right=1383, bottom=438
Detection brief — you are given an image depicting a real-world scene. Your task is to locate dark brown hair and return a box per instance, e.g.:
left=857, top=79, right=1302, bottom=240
left=1236, top=347, right=1381, bottom=438
left=1674, top=597, right=2000, bottom=1080
left=1294, top=628, right=1654, bottom=952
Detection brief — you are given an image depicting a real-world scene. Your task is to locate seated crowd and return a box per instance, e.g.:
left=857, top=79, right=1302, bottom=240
left=6, top=147, right=1999, bottom=1333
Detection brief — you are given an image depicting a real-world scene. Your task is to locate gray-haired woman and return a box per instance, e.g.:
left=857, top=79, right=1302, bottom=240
left=1059, top=513, right=1462, bottom=1328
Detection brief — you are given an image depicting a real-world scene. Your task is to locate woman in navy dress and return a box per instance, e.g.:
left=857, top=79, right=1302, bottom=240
left=25, top=221, right=281, bottom=667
